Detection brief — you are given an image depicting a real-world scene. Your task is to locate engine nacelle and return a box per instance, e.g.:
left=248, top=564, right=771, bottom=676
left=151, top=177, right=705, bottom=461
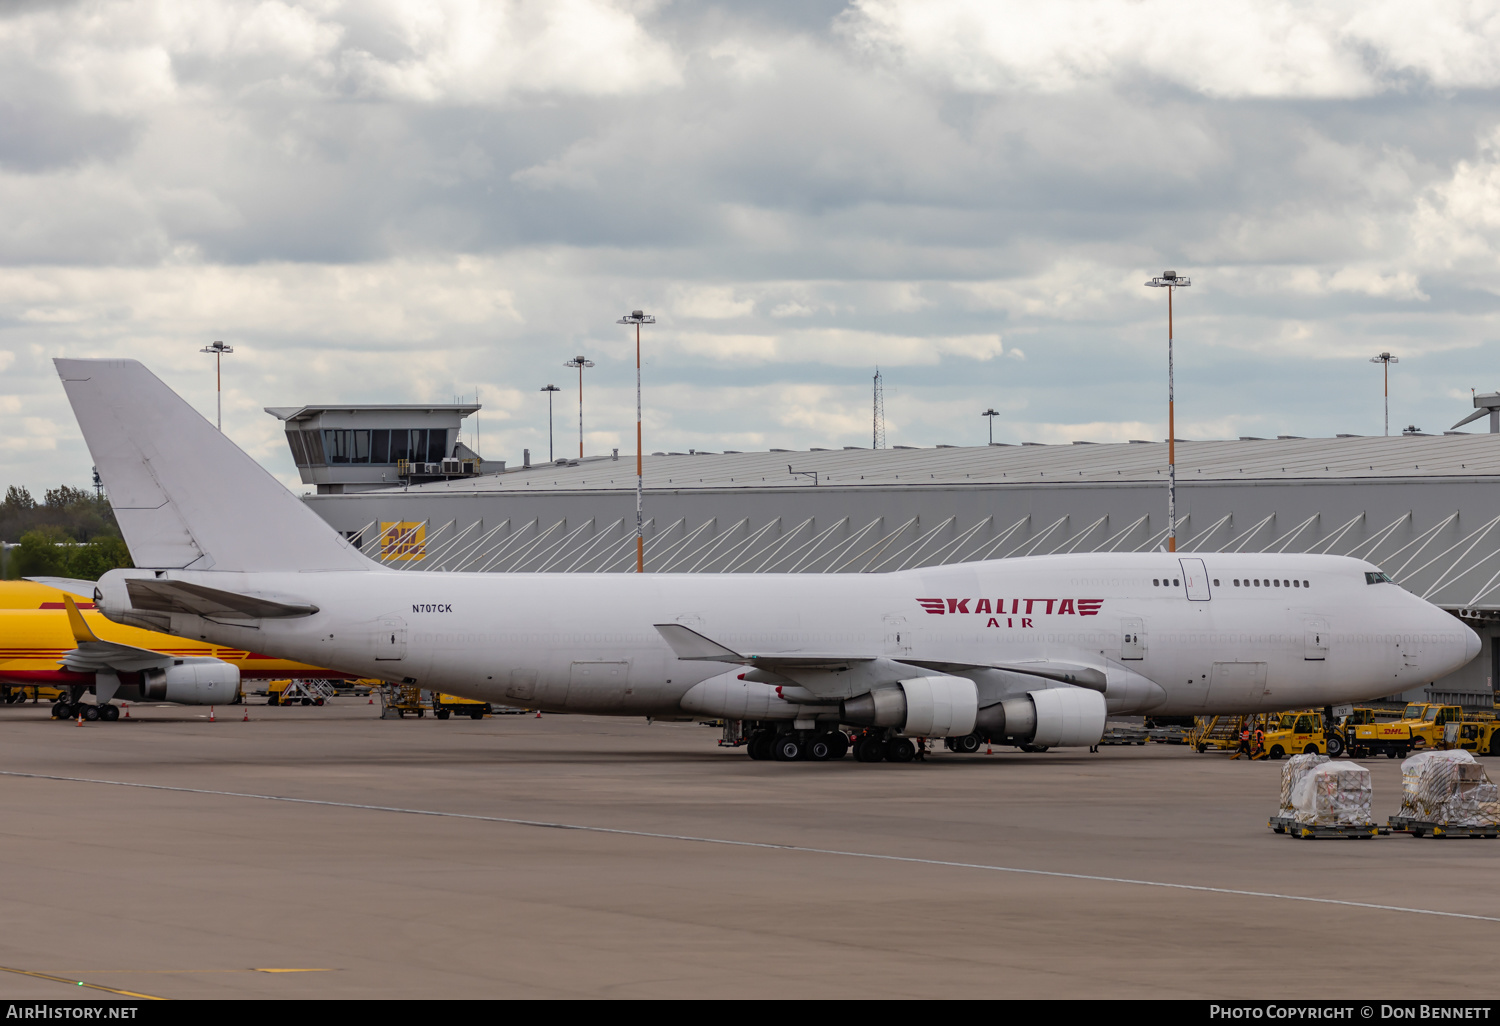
left=841, top=675, right=978, bottom=738
left=974, top=687, right=1106, bottom=748
left=141, top=658, right=241, bottom=705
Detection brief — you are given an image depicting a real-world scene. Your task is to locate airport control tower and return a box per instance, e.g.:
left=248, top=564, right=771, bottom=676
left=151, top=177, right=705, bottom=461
left=265, top=403, right=492, bottom=494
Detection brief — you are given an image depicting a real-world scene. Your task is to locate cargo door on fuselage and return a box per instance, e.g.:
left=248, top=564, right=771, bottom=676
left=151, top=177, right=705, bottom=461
left=1179, top=558, right=1211, bottom=601
left=565, top=660, right=632, bottom=711
left=1209, top=661, right=1268, bottom=707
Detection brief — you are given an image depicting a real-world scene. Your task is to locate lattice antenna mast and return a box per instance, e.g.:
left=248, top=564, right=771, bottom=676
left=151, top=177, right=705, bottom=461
left=872, top=368, right=886, bottom=450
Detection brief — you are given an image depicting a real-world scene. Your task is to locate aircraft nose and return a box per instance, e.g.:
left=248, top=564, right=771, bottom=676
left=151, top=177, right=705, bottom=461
left=1465, top=623, right=1482, bottom=664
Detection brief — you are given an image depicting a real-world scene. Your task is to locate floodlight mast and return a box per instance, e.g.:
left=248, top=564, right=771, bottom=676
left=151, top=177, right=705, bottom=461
left=616, top=310, right=655, bottom=573
left=540, top=384, right=561, bottom=462
left=982, top=408, right=999, bottom=445
left=1143, top=271, right=1191, bottom=552
left=563, top=356, right=595, bottom=458
left=198, top=340, right=234, bottom=431
left=1370, top=352, right=1399, bottom=437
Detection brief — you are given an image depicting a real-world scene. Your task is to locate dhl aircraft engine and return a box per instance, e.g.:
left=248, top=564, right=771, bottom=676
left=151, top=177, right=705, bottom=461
left=138, top=658, right=241, bottom=705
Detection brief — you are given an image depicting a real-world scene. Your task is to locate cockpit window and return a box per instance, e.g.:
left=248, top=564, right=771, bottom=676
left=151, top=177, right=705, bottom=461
left=1365, top=571, right=1393, bottom=584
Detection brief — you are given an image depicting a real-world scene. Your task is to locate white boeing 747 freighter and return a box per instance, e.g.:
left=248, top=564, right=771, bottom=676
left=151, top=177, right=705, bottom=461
left=54, top=359, right=1479, bottom=762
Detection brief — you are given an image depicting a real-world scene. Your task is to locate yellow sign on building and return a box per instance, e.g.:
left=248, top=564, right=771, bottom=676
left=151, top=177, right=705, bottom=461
left=380, top=521, right=426, bottom=561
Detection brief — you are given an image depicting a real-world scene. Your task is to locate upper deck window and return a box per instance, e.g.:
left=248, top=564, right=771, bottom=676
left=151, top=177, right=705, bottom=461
left=1365, top=571, right=1393, bottom=585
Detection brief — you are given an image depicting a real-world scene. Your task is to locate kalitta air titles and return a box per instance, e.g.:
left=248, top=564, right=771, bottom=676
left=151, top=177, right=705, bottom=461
left=917, top=597, right=1103, bottom=629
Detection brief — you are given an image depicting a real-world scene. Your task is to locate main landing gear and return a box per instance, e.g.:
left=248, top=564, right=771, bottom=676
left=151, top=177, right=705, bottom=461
left=52, top=702, right=120, bottom=721
left=747, top=729, right=850, bottom=762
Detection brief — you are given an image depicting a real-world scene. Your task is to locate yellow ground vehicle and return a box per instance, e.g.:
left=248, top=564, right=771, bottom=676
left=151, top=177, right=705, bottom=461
left=1262, top=711, right=1327, bottom=760
left=1350, top=703, right=1498, bottom=759
left=432, top=693, right=492, bottom=720
left=1350, top=703, right=1431, bottom=759
left=1190, top=714, right=1276, bottom=754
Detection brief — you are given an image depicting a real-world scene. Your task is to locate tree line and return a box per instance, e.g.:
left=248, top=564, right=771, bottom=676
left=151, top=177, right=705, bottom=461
left=0, top=485, right=133, bottom=581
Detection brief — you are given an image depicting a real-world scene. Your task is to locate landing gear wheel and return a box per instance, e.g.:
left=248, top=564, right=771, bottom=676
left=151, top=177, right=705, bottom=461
left=82, top=705, right=100, bottom=721
left=436, top=709, right=451, bottom=720
left=772, top=735, right=803, bottom=761
left=807, top=735, right=834, bottom=761
left=825, top=731, right=849, bottom=759
left=853, top=736, right=885, bottom=762
left=952, top=732, right=982, bottom=754
left=101, top=704, right=120, bottom=722
left=52, top=702, right=71, bottom=720
left=747, top=732, right=774, bottom=760
left=885, top=737, right=915, bottom=763
left=1326, top=734, right=1344, bottom=758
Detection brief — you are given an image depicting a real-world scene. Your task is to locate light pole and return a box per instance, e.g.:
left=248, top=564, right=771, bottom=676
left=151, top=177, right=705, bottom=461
left=982, top=408, right=999, bottom=445
left=616, top=310, right=655, bottom=573
left=1370, top=352, right=1399, bottom=437
left=563, top=356, right=595, bottom=458
left=540, top=384, right=560, bottom=462
left=198, top=340, right=234, bottom=431
left=1144, top=270, right=1191, bottom=553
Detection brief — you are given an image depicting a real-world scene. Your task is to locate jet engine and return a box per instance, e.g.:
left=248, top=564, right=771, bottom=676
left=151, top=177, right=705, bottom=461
left=974, top=687, right=1106, bottom=748
left=141, top=658, right=241, bottom=705
left=840, top=675, right=978, bottom=738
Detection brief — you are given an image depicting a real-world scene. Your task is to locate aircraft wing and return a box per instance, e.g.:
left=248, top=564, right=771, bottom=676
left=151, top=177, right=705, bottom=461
left=652, top=624, right=1107, bottom=692
left=57, top=596, right=174, bottom=673
left=124, top=578, right=318, bottom=619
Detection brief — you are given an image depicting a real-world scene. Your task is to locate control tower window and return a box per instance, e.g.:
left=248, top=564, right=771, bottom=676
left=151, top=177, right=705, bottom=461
left=322, top=429, right=373, bottom=464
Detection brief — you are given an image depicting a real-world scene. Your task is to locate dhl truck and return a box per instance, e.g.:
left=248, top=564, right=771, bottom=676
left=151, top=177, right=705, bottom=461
left=1349, top=703, right=1500, bottom=758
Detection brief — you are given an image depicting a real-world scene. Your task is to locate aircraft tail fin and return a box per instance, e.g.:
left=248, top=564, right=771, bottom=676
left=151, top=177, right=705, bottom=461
left=55, top=359, right=370, bottom=573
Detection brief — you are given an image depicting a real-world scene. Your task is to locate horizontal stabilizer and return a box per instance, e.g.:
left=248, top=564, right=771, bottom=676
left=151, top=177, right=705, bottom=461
left=125, top=579, right=318, bottom=620
left=26, top=577, right=97, bottom=600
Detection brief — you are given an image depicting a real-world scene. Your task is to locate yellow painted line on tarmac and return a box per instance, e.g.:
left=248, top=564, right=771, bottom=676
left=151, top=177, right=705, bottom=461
left=252, top=968, right=333, bottom=973
left=0, top=963, right=166, bottom=1000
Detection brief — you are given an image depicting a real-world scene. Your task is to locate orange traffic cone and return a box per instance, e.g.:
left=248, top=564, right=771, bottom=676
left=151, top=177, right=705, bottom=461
left=75, top=710, right=83, bottom=726
left=123, top=703, right=130, bottom=719
left=985, top=743, right=992, bottom=755
left=242, top=707, right=249, bottom=722
left=534, top=709, right=542, bottom=718
left=368, top=697, right=374, bottom=705
left=209, top=706, right=215, bottom=722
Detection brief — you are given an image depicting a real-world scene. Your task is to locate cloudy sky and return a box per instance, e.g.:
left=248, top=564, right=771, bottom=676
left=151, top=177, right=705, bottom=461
left=5, top=0, right=1500, bottom=494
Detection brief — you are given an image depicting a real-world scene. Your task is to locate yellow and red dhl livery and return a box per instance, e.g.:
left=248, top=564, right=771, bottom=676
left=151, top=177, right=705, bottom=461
left=0, top=581, right=348, bottom=705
